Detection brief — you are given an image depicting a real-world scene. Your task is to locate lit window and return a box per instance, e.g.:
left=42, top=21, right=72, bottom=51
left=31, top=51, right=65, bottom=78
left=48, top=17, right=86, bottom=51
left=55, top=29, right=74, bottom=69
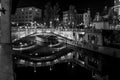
left=21, top=9, right=24, bottom=11
left=35, top=9, right=38, bottom=11
left=29, top=8, right=32, bottom=10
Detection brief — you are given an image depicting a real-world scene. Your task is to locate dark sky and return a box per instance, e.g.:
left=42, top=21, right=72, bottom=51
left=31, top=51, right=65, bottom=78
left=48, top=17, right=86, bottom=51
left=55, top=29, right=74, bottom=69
left=11, top=0, right=114, bottom=15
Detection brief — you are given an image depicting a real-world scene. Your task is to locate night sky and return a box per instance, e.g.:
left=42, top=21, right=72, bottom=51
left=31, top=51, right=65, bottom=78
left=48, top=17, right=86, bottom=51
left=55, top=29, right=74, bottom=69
left=11, top=0, right=114, bottom=15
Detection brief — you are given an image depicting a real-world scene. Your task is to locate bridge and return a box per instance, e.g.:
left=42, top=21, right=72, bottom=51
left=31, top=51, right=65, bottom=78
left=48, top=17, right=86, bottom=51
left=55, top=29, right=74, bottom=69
left=12, top=28, right=120, bottom=58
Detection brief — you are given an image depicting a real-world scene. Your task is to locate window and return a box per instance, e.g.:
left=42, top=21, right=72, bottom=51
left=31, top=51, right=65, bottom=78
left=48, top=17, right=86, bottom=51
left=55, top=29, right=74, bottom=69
left=35, top=9, right=38, bottom=11
left=26, top=12, right=28, bottom=14
left=29, top=16, right=32, bottom=18
left=29, top=8, right=32, bottom=10
left=21, top=9, right=24, bottom=11
left=29, top=12, right=32, bottom=14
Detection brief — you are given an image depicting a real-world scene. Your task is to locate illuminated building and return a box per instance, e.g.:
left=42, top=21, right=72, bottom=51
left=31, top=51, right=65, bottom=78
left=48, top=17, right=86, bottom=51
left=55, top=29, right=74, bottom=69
left=63, top=11, right=68, bottom=25
left=11, top=7, right=42, bottom=25
left=83, top=9, right=91, bottom=28
left=114, top=0, right=120, bottom=15
left=63, top=11, right=73, bottom=26
left=63, top=11, right=83, bottom=28
left=92, top=12, right=109, bottom=30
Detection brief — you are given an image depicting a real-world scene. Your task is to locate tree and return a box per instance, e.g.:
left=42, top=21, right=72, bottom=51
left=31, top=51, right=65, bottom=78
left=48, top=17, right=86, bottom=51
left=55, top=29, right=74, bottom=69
left=43, top=2, right=60, bottom=28
left=108, top=7, right=119, bottom=25
left=68, top=5, right=77, bottom=28
left=52, top=3, right=60, bottom=19
left=43, top=2, right=53, bottom=27
left=52, top=3, right=60, bottom=27
left=33, top=16, right=42, bottom=23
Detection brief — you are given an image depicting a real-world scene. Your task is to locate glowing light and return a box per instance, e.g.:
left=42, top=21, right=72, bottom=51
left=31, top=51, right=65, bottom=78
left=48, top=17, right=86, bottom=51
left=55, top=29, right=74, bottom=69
left=54, top=59, right=59, bottom=63
left=19, top=59, right=25, bottom=64
left=14, top=57, right=17, bottom=59
left=30, top=62, right=33, bottom=65
left=60, top=56, right=65, bottom=60
left=67, top=52, right=72, bottom=56
left=24, top=43, right=27, bottom=46
left=81, top=61, right=85, bottom=65
left=46, top=61, right=51, bottom=65
left=35, top=9, right=38, bottom=11
left=19, top=42, right=22, bottom=45
left=37, top=62, right=42, bottom=65
left=29, top=8, right=32, bottom=10
left=68, top=62, right=70, bottom=65
left=34, top=67, right=36, bottom=73
left=35, top=53, right=38, bottom=56
left=72, top=65, right=74, bottom=68
left=52, top=51, right=55, bottom=53
left=49, top=66, right=52, bottom=71
left=21, top=9, right=24, bottom=11
left=80, top=32, right=85, bottom=34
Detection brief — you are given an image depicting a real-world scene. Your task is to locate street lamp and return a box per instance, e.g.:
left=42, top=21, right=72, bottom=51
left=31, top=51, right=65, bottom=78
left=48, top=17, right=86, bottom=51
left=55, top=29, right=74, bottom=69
left=17, top=24, right=20, bottom=39
left=19, top=42, right=23, bottom=53
left=25, top=26, right=27, bottom=36
left=50, top=21, right=52, bottom=28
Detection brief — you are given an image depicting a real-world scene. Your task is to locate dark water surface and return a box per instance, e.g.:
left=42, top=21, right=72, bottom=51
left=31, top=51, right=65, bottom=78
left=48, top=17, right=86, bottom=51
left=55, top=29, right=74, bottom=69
left=14, top=62, right=94, bottom=80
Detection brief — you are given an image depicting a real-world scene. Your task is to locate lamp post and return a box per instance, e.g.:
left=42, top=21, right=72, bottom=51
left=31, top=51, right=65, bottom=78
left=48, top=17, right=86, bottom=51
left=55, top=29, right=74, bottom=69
left=25, top=26, right=27, bottom=36
left=34, top=21, right=37, bottom=33
left=17, top=23, right=19, bottom=38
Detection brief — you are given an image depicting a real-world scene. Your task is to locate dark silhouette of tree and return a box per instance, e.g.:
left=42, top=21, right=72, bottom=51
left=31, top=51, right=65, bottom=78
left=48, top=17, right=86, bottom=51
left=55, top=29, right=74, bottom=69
left=112, top=31, right=120, bottom=43
left=68, top=5, right=77, bottom=28
left=43, top=2, right=53, bottom=27
left=52, top=3, right=60, bottom=20
left=108, top=7, right=119, bottom=25
left=52, top=3, right=60, bottom=27
left=43, top=2, right=60, bottom=28
left=102, top=6, right=109, bottom=16
left=33, top=16, right=42, bottom=23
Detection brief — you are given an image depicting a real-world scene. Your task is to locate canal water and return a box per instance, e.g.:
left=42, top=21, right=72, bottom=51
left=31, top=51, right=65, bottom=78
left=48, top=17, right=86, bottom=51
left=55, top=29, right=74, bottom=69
left=14, top=62, right=94, bottom=80
left=12, top=33, right=95, bottom=80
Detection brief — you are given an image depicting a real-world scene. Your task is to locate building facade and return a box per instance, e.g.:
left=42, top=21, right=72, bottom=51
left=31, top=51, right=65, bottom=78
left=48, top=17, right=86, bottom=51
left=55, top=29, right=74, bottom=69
left=83, top=9, right=91, bottom=28
left=63, top=11, right=69, bottom=25
left=63, top=11, right=83, bottom=27
left=63, top=11, right=74, bottom=26
left=11, top=7, right=42, bottom=25
left=92, top=12, right=110, bottom=30
left=114, top=0, right=120, bottom=15
left=76, top=14, right=84, bottom=25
